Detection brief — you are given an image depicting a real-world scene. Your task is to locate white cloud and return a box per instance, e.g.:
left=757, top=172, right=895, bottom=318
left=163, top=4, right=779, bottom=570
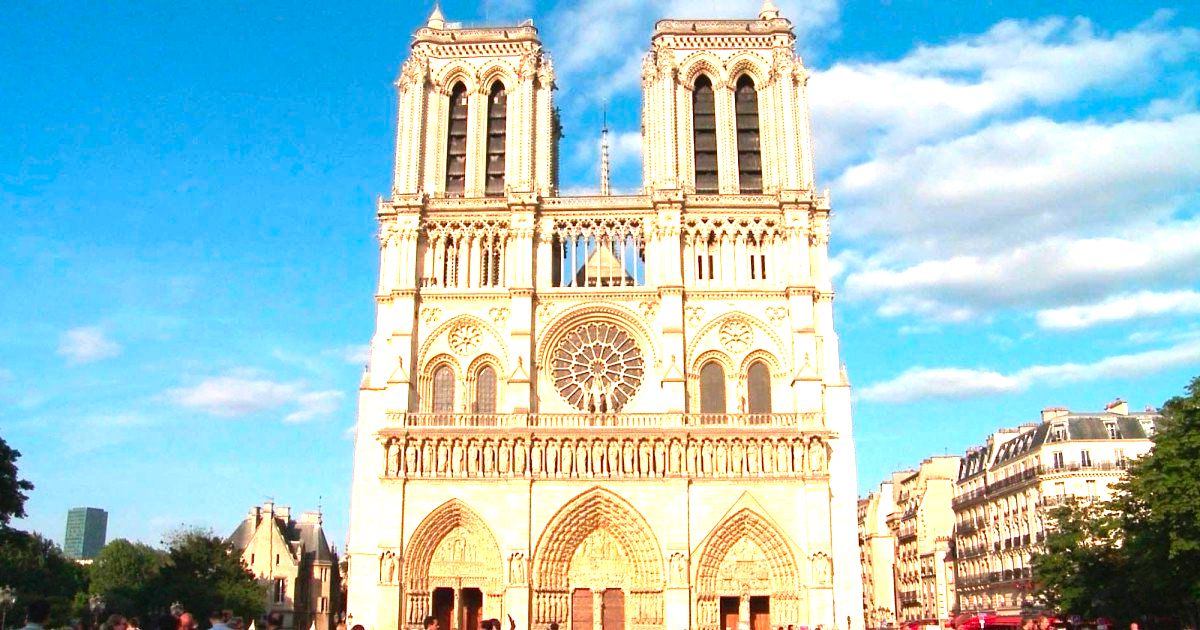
left=835, top=113, right=1200, bottom=252
left=810, top=11, right=1199, bottom=169
left=859, top=367, right=1021, bottom=403
left=860, top=338, right=1200, bottom=403
left=844, top=218, right=1200, bottom=322
left=546, top=0, right=839, bottom=100
left=167, top=373, right=342, bottom=421
left=1036, top=290, right=1200, bottom=330
left=339, top=344, right=371, bottom=365
left=58, top=326, right=122, bottom=364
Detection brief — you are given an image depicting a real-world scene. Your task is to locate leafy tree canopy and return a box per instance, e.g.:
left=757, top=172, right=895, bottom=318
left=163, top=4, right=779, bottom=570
left=151, top=528, right=265, bottom=623
left=0, top=527, right=88, bottom=625
left=89, top=539, right=168, bottom=616
left=0, top=434, right=34, bottom=525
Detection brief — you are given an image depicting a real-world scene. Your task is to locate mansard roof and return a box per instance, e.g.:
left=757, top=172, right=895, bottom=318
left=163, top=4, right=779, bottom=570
left=228, top=504, right=334, bottom=565
left=989, top=411, right=1161, bottom=469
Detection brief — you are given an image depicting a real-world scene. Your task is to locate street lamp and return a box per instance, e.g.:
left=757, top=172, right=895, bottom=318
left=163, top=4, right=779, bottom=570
left=89, top=594, right=106, bottom=626
left=0, top=586, right=17, bottom=630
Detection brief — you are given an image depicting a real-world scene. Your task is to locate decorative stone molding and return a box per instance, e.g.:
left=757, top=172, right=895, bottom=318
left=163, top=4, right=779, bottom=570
left=448, top=322, right=483, bottom=355
left=718, top=317, right=753, bottom=354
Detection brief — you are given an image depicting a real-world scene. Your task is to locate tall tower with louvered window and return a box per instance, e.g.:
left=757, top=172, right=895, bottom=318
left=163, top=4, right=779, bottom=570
left=346, top=5, right=863, bottom=630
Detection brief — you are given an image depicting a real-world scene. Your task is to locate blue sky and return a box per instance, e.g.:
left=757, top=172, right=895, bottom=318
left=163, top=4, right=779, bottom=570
left=2, top=0, right=1198, bottom=550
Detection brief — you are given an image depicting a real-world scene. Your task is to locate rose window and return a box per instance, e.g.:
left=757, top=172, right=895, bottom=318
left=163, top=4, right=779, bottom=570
left=552, top=322, right=644, bottom=413
left=448, top=324, right=482, bottom=355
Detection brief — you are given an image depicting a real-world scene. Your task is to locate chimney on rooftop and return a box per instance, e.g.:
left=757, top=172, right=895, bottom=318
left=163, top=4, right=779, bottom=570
left=1041, top=407, right=1069, bottom=422
left=1105, top=398, right=1128, bottom=415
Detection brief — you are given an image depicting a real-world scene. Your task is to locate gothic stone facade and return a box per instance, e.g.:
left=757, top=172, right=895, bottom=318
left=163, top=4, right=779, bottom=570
left=346, top=6, right=864, bottom=630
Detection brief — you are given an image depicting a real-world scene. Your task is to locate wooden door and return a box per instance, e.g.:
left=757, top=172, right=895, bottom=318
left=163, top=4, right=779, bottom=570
left=571, top=589, right=593, bottom=630
left=461, top=588, right=483, bottom=630
left=601, top=589, right=624, bottom=630
left=433, top=588, right=454, bottom=630
left=749, top=596, right=770, bottom=630
left=720, top=597, right=740, bottom=630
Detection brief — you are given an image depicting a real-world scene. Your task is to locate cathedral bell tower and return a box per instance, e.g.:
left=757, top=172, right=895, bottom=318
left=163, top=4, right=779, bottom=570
left=640, top=3, right=816, bottom=195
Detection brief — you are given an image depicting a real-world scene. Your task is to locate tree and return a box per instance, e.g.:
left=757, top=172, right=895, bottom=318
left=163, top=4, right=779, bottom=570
left=1031, top=501, right=1134, bottom=622
left=1112, top=376, right=1200, bottom=625
left=0, top=527, right=88, bottom=625
left=0, top=435, right=34, bottom=525
left=89, top=539, right=168, bottom=618
left=151, top=528, right=265, bottom=621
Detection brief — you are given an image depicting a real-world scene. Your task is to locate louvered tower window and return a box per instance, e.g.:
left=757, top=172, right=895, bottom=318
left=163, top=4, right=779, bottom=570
left=692, top=76, right=718, bottom=193
left=485, top=82, right=507, bottom=196
left=699, top=361, right=726, bottom=414
left=432, top=365, right=455, bottom=413
left=474, top=365, right=497, bottom=413
left=735, top=75, right=762, bottom=193
left=747, top=360, right=772, bottom=414
left=444, top=82, right=468, bottom=196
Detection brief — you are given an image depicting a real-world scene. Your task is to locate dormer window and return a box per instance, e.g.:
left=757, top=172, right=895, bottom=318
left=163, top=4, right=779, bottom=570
left=1105, top=421, right=1120, bottom=439
left=1049, top=423, right=1067, bottom=442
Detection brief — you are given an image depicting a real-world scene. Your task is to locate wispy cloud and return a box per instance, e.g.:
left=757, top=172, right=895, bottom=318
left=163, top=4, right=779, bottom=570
left=58, top=326, right=123, bottom=364
left=166, top=372, right=343, bottom=422
left=1037, top=290, right=1200, bottom=330
left=860, top=338, right=1200, bottom=403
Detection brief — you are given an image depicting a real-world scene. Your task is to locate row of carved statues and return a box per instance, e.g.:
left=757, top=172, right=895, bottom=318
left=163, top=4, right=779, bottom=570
left=381, top=435, right=830, bottom=479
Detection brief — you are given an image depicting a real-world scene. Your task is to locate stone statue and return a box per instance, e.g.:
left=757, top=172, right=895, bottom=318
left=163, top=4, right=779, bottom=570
left=777, top=440, right=791, bottom=473
left=700, top=440, right=712, bottom=475
left=531, top=439, right=543, bottom=475
left=546, top=439, right=559, bottom=476
left=622, top=440, right=635, bottom=475
left=639, top=441, right=652, bottom=477
left=576, top=441, right=589, bottom=477
left=670, top=439, right=683, bottom=474
left=654, top=440, right=667, bottom=477
left=715, top=441, right=728, bottom=475
left=451, top=440, right=465, bottom=476
left=748, top=440, right=761, bottom=475
left=384, top=441, right=396, bottom=476
left=607, top=440, right=620, bottom=476
left=687, top=440, right=699, bottom=476
left=483, top=440, right=495, bottom=476
left=514, top=439, right=527, bottom=475
left=498, top=438, right=511, bottom=474
left=436, top=440, right=449, bottom=475
left=561, top=440, right=574, bottom=477
left=404, top=440, right=417, bottom=475
left=467, top=440, right=480, bottom=476
left=731, top=440, right=744, bottom=475
left=593, top=439, right=606, bottom=476
left=793, top=439, right=806, bottom=473
left=762, top=439, right=775, bottom=473
left=811, top=440, right=827, bottom=472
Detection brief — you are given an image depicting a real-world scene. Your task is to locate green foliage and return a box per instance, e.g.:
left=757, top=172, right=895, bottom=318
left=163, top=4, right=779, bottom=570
left=89, top=539, right=168, bottom=617
left=150, top=528, right=266, bottom=622
left=0, top=527, right=88, bottom=626
left=1032, top=376, right=1200, bottom=625
left=0, top=435, right=34, bottom=525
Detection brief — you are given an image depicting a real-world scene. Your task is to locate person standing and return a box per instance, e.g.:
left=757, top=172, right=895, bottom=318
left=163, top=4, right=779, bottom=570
left=208, top=612, right=231, bottom=630
left=18, top=600, right=51, bottom=630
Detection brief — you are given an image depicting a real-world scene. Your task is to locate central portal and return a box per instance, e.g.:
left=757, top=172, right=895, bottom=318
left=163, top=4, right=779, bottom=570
left=570, top=589, right=624, bottom=630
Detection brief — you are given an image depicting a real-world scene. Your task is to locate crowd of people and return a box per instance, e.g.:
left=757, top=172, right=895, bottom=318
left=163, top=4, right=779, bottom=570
left=11, top=599, right=289, bottom=630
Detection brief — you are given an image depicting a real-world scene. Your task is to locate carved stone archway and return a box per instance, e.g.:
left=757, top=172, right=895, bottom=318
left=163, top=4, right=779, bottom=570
left=694, top=508, right=803, bottom=630
left=405, top=500, right=504, bottom=628
left=532, top=488, right=665, bottom=630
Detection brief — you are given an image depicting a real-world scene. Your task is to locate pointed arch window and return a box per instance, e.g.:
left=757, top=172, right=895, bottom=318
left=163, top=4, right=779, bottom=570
left=699, top=361, right=726, bottom=414
left=747, top=360, right=771, bottom=414
left=432, top=364, right=455, bottom=413
left=473, top=365, right=497, bottom=414
left=735, top=75, right=762, bottom=193
left=692, top=76, right=719, bottom=193
left=484, top=82, right=507, bottom=196
left=444, top=82, right=468, bottom=196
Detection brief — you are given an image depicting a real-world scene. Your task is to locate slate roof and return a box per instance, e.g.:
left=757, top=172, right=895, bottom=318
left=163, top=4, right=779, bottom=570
left=989, top=411, right=1160, bottom=470
left=227, top=506, right=334, bottom=565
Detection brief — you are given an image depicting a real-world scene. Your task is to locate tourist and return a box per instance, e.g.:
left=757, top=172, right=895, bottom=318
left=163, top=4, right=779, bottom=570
left=265, top=613, right=284, bottom=630
left=18, top=600, right=51, bottom=630
left=208, top=612, right=231, bottom=630
left=155, top=615, right=180, bottom=630
left=423, top=617, right=438, bottom=630
left=101, top=615, right=128, bottom=630
left=129, top=617, right=142, bottom=630
left=178, top=614, right=197, bottom=630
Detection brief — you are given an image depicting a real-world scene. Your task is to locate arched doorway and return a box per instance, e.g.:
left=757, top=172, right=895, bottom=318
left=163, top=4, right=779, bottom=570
left=405, top=500, right=504, bottom=630
left=532, top=488, right=664, bottom=630
left=694, top=508, right=803, bottom=630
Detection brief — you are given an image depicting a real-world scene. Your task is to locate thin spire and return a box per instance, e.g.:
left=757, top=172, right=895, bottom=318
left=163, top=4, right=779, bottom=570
left=600, top=105, right=611, bottom=196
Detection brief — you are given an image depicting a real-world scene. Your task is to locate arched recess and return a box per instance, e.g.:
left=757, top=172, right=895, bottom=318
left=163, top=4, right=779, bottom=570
left=693, top=507, right=803, bottom=630
left=531, top=487, right=665, bottom=630
left=404, top=499, right=505, bottom=626
left=467, top=353, right=504, bottom=414
left=420, top=354, right=460, bottom=413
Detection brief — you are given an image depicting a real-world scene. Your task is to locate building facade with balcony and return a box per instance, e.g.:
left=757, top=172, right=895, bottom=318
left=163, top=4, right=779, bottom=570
left=859, top=475, right=902, bottom=629
left=345, top=4, right=863, bottom=630
left=951, top=400, right=1161, bottom=615
left=887, top=457, right=959, bottom=625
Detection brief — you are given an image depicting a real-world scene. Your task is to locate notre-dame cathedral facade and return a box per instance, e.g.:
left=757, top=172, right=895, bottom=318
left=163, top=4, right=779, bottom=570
left=346, top=4, right=864, bottom=630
